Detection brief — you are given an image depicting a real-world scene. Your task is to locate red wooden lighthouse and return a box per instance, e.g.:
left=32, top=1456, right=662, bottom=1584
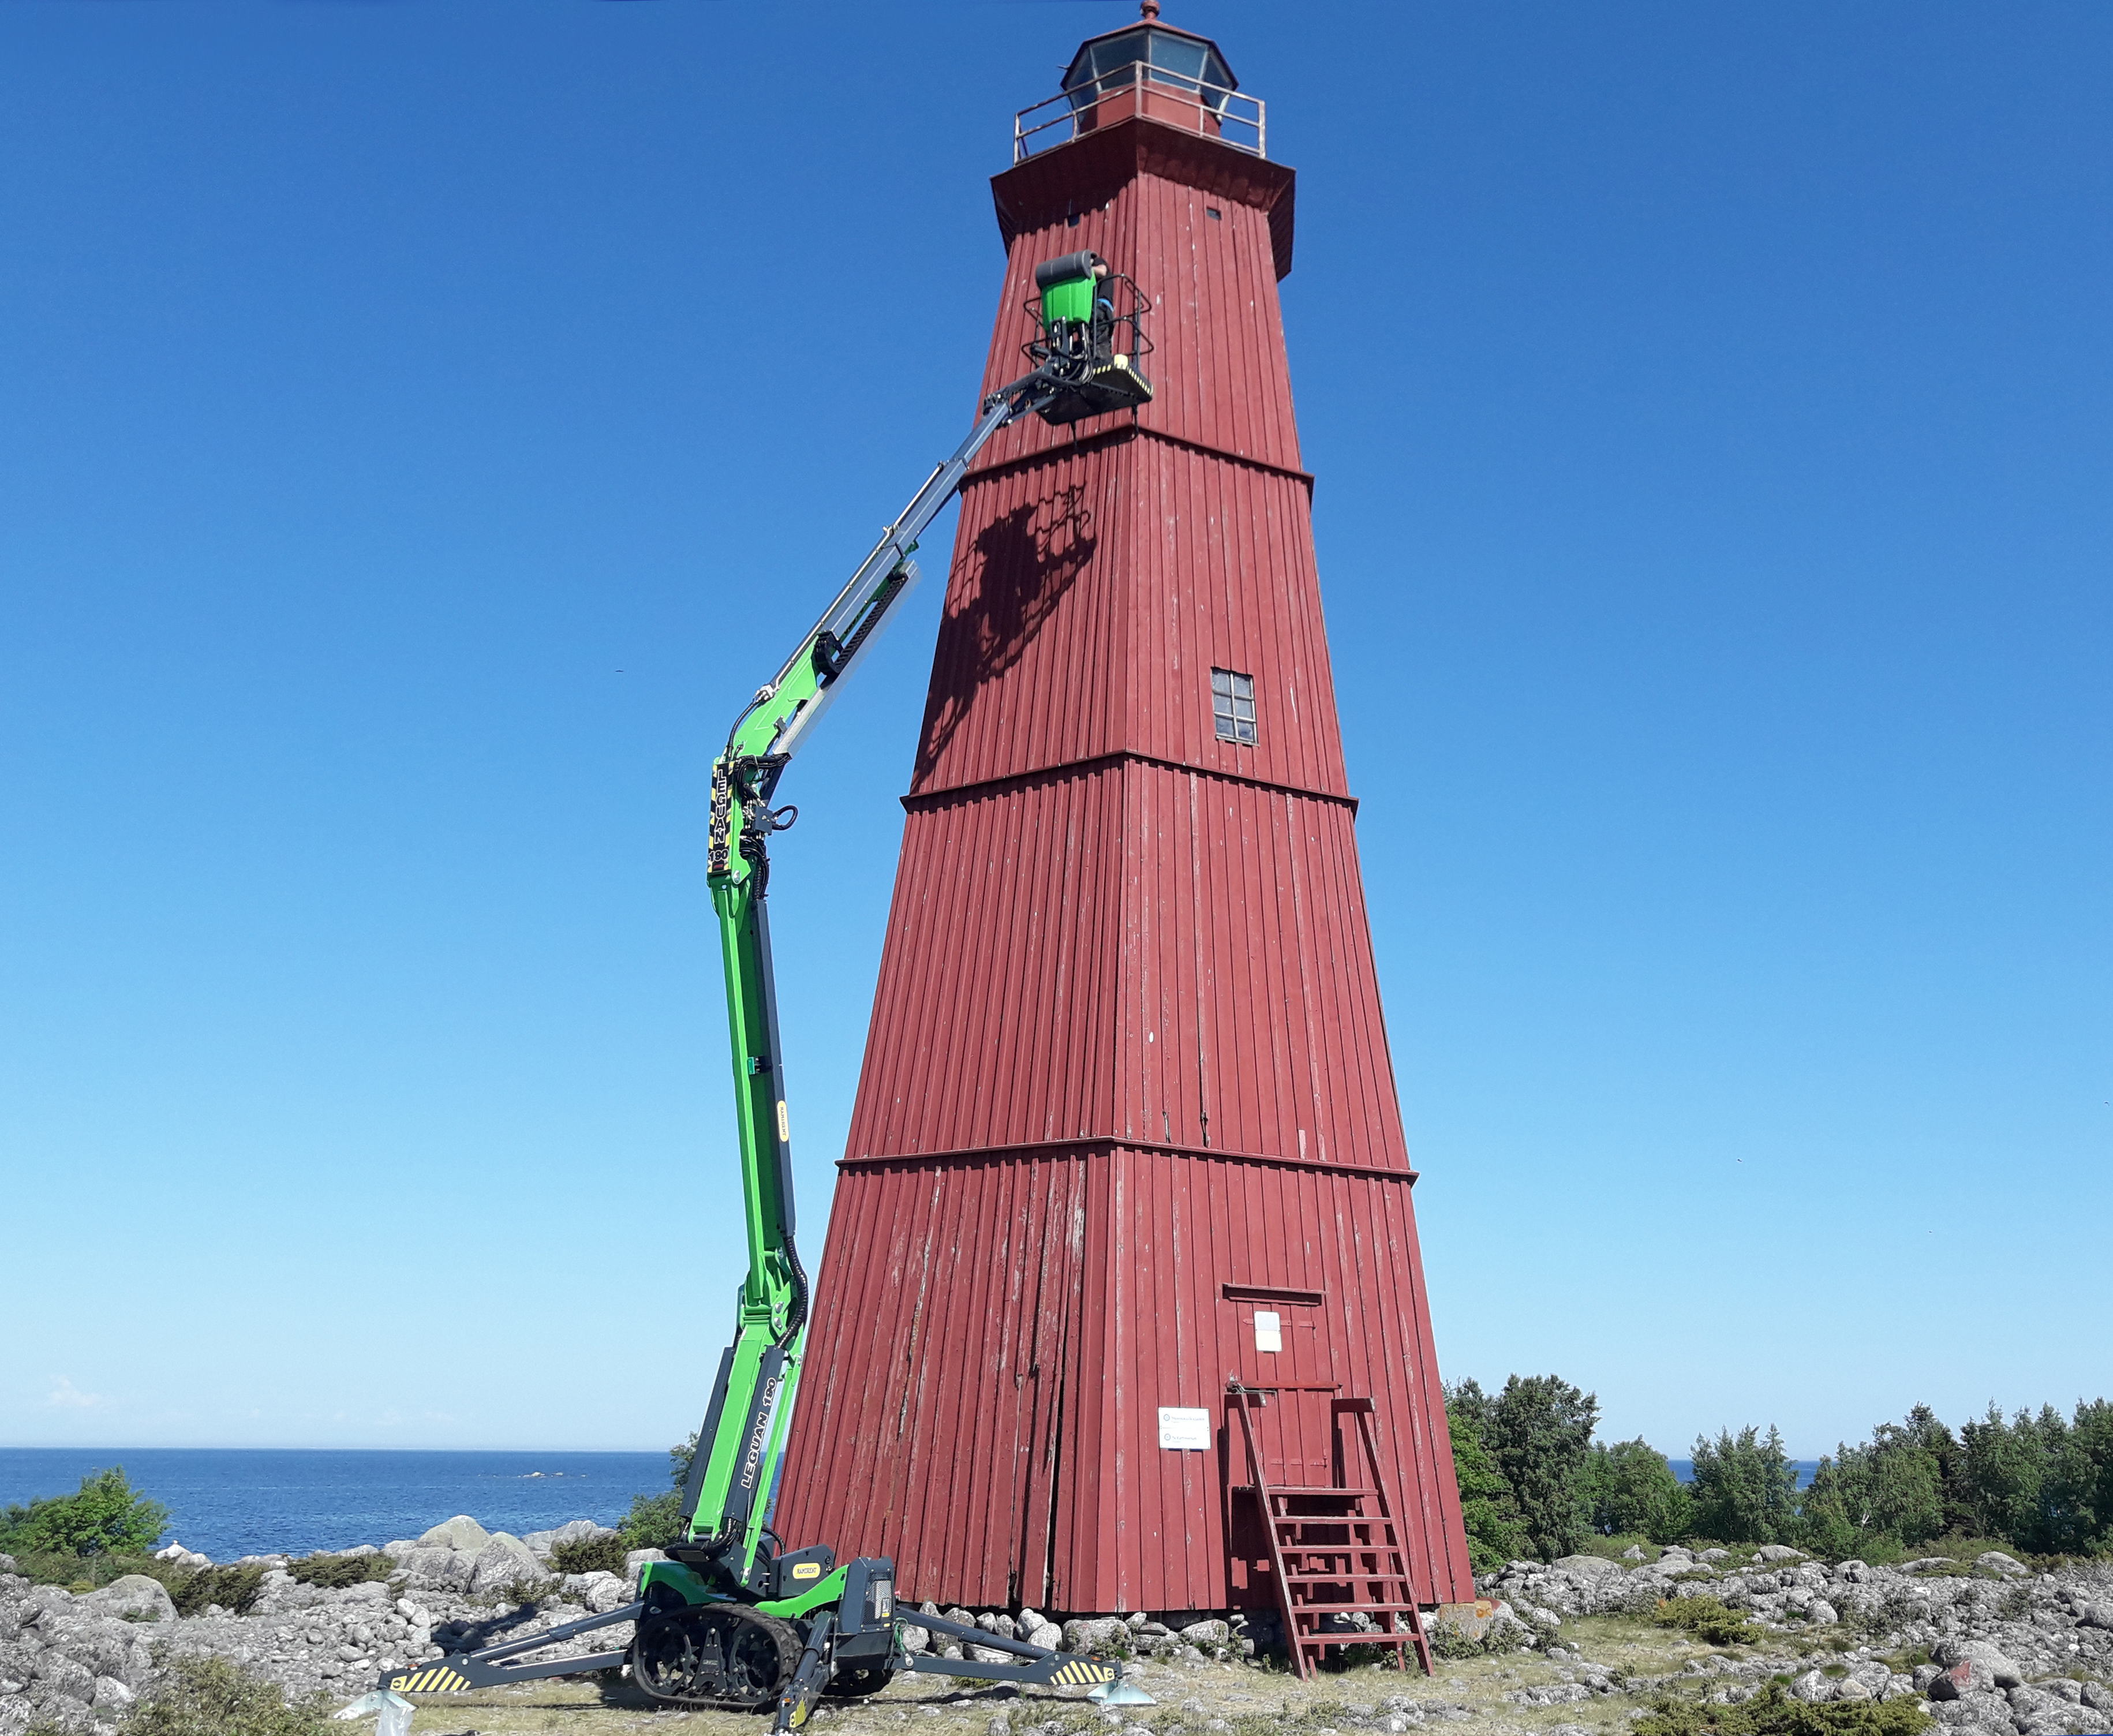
left=778, top=12, right=1474, bottom=1629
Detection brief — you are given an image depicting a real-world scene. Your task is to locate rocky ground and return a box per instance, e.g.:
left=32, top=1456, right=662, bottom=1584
left=2, top=1528, right=2110, bottom=1736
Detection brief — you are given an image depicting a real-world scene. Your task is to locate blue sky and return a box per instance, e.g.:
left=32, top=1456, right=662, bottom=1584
left=2, top=2, right=2106, bottom=1461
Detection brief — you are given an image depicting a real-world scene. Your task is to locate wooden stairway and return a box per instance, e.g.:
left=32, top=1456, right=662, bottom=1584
left=1229, top=1385, right=1434, bottom=1681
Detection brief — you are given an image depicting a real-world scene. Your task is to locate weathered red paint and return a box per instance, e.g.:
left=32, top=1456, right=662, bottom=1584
left=777, top=43, right=1472, bottom=1616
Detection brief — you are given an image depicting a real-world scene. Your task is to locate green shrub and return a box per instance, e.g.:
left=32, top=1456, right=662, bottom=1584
left=0, top=1468, right=168, bottom=1558
left=169, top=1563, right=269, bottom=1617
left=1633, top=1682, right=1929, bottom=1736
left=1653, top=1593, right=1763, bottom=1648
left=286, top=1550, right=394, bottom=1590
left=615, top=1430, right=702, bottom=1551
left=116, top=1652, right=332, bottom=1736
left=617, top=1490, right=683, bottom=1551
left=549, top=1532, right=629, bottom=1576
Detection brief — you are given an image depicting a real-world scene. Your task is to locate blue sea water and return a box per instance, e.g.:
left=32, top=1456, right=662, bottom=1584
left=0, top=1449, right=668, bottom=1561
left=1670, top=1458, right=1821, bottom=1488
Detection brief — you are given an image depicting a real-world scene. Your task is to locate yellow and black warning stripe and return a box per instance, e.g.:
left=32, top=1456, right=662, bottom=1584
left=388, top=1666, right=472, bottom=1693
left=1050, top=1659, right=1117, bottom=1687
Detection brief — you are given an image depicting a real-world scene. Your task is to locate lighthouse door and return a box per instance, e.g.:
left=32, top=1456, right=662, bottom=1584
left=1220, top=1285, right=1335, bottom=1606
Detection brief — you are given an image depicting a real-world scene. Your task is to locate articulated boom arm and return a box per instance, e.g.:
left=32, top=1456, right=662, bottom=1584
left=677, top=358, right=1098, bottom=1591
left=377, top=250, right=1153, bottom=1730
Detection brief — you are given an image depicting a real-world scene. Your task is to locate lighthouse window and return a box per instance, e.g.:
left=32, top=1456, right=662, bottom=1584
left=1211, top=668, right=1257, bottom=744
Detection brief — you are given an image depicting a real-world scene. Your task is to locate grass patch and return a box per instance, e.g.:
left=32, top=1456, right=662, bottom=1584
left=1654, top=1595, right=1763, bottom=1648
left=548, top=1533, right=628, bottom=1576
left=115, top=1652, right=333, bottom=1736
left=1635, top=1682, right=1931, bottom=1736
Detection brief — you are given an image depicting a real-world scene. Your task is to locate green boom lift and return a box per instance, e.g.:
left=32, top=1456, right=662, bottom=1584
left=379, top=253, right=1151, bottom=1730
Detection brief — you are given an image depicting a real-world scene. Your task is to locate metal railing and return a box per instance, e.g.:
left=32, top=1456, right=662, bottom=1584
left=1014, top=62, right=1265, bottom=163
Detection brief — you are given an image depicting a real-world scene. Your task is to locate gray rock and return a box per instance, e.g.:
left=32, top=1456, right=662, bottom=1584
left=1789, top=1671, right=1833, bottom=1703
left=468, top=1532, right=544, bottom=1595
left=417, top=1516, right=492, bottom=1552
left=573, top=1571, right=630, bottom=1615
left=392, top=1547, right=472, bottom=1591
left=1179, top=1619, right=1229, bottom=1644
left=1845, top=1662, right=1893, bottom=1697
left=1929, top=1639, right=2022, bottom=1697
left=1022, top=1620, right=1062, bottom=1652
left=898, top=1621, right=930, bottom=1655
left=521, top=1520, right=614, bottom=1558
left=1753, top=1545, right=1806, bottom=1563
left=1063, top=1617, right=1127, bottom=1652
left=76, top=1577, right=175, bottom=1626
left=1974, top=1551, right=2028, bottom=1578
left=623, top=1548, right=667, bottom=1590
left=1621, top=1545, right=1645, bottom=1561
left=1806, top=1598, right=1839, bottom=1625
left=1554, top=1556, right=1624, bottom=1580
left=2006, top=1687, right=2071, bottom=1724
left=32, top=1652, right=95, bottom=1703
left=151, top=1542, right=213, bottom=1572
left=2080, top=1682, right=2113, bottom=1713
left=2075, top=1602, right=2113, bottom=1631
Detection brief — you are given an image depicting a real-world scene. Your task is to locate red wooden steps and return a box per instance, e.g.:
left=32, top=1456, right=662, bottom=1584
left=1228, top=1387, right=1435, bottom=1681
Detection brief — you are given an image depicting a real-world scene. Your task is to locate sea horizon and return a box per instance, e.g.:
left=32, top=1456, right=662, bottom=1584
left=0, top=1446, right=670, bottom=1561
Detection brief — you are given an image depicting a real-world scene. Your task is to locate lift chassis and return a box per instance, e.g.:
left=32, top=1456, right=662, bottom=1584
left=381, top=253, right=1149, bottom=1731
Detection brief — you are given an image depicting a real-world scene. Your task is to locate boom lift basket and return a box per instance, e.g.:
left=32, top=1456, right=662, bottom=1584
left=1023, top=249, right=1154, bottom=424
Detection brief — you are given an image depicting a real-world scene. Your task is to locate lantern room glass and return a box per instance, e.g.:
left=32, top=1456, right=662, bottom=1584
left=1063, top=25, right=1237, bottom=119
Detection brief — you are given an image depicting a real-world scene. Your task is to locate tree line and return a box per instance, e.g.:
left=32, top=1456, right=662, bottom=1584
left=1445, top=1376, right=2113, bottom=1568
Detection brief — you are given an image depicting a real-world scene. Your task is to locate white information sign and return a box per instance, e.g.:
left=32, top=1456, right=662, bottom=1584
left=1254, top=1310, right=1282, bottom=1353
left=1157, top=1406, right=1212, bottom=1450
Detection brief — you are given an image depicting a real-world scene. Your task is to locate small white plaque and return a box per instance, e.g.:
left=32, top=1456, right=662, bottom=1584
left=1254, top=1310, right=1282, bottom=1353
left=1158, top=1406, right=1212, bottom=1450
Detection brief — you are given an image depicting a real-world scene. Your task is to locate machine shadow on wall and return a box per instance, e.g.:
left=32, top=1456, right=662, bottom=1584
left=915, top=481, right=1097, bottom=781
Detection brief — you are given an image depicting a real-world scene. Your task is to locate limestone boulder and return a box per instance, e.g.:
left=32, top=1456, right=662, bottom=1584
left=468, top=1533, right=545, bottom=1595
left=76, top=1576, right=175, bottom=1626
left=417, top=1516, right=492, bottom=1553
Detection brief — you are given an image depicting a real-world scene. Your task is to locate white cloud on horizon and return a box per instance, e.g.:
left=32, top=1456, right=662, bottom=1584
left=44, top=1376, right=106, bottom=1410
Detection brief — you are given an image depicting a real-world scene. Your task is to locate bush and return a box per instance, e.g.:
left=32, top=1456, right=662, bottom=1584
left=0, top=1467, right=168, bottom=1558
left=616, top=1490, right=684, bottom=1551
left=286, top=1551, right=394, bottom=1590
left=1633, top=1682, right=1929, bottom=1736
left=1654, top=1593, right=1763, bottom=1647
left=549, top=1532, right=629, bottom=1576
left=616, top=1429, right=703, bottom=1551
left=1484, top=1374, right=1598, bottom=1562
left=169, top=1562, right=268, bottom=1617
left=1581, top=1438, right=1695, bottom=1544
left=116, top=1653, right=332, bottom=1736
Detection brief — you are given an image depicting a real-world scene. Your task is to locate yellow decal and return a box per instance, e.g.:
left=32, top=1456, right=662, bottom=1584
left=791, top=1561, right=821, bottom=1580
left=777, top=1100, right=790, bottom=1142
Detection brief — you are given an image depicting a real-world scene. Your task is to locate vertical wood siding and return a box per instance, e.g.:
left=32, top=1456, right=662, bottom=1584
left=775, top=106, right=1471, bottom=1615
